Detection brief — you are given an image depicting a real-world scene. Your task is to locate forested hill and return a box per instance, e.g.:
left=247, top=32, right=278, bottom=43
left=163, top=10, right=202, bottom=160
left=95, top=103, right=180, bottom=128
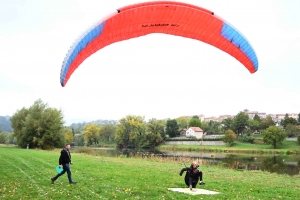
left=0, top=116, right=12, bottom=133
left=69, top=119, right=118, bottom=133
left=0, top=116, right=117, bottom=133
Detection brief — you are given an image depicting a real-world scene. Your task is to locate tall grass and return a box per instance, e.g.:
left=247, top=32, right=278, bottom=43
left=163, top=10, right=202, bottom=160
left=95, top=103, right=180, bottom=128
left=0, top=145, right=300, bottom=199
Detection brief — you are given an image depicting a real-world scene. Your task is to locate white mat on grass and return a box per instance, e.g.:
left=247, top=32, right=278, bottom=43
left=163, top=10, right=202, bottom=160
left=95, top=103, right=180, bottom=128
left=168, top=188, right=220, bottom=195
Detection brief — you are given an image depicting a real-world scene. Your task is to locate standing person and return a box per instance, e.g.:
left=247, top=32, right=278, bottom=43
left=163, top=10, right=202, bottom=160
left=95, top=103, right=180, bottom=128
left=179, top=160, right=205, bottom=191
left=51, top=144, right=77, bottom=184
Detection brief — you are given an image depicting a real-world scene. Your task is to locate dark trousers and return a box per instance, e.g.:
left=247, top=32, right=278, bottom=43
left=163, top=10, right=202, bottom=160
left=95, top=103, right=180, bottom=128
left=52, top=164, right=73, bottom=183
left=188, top=171, right=203, bottom=188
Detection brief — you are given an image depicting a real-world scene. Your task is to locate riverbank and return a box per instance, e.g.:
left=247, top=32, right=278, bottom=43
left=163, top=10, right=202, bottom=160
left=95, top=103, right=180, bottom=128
left=159, top=140, right=300, bottom=154
left=0, top=145, right=299, bottom=199
left=164, top=141, right=225, bottom=145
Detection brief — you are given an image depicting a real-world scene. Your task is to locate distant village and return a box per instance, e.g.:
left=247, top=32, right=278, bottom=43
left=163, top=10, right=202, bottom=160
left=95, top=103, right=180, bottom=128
left=179, top=110, right=299, bottom=139
left=69, top=110, right=299, bottom=127
left=184, top=110, right=299, bottom=124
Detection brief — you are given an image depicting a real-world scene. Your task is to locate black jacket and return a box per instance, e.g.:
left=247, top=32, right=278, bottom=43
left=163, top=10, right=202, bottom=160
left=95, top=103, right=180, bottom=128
left=179, top=165, right=200, bottom=178
left=59, top=149, right=71, bottom=165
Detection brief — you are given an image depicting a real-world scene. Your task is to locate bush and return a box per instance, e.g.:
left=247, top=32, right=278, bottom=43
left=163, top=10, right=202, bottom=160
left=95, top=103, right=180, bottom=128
left=298, top=135, right=300, bottom=145
left=223, top=130, right=237, bottom=146
left=285, top=124, right=300, bottom=138
left=239, top=133, right=255, bottom=144
left=0, top=132, right=6, bottom=144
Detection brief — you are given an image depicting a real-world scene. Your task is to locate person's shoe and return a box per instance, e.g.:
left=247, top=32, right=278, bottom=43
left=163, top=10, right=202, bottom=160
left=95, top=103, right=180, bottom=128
left=199, top=181, right=205, bottom=185
left=51, top=178, right=55, bottom=184
left=70, top=182, right=77, bottom=184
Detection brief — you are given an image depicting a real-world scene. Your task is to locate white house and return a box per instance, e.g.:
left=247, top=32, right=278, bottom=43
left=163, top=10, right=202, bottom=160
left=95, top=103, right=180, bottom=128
left=186, top=127, right=203, bottom=139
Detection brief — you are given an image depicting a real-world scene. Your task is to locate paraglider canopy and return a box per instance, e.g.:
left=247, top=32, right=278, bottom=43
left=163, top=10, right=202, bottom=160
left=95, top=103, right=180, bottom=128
left=60, top=1, right=258, bottom=87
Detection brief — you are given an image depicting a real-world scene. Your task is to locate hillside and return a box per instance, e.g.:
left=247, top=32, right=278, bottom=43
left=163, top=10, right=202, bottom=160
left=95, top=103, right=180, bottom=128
left=0, top=116, right=117, bottom=133
left=69, top=119, right=117, bottom=133
left=0, top=116, right=12, bottom=132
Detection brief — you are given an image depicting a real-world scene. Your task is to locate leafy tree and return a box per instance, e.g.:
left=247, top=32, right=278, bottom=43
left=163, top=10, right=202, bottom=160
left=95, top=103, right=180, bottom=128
left=282, top=117, right=298, bottom=129
left=260, top=116, right=275, bottom=130
left=248, top=119, right=260, bottom=133
left=6, top=133, right=16, bottom=144
left=142, top=119, right=165, bottom=149
left=10, top=99, right=65, bottom=149
left=74, top=134, right=84, bottom=146
left=188, top=117, right=202, bottom=128
left=262, top=126, right=286, bottom=148
left=298, top=113, right=300, bottom=125
left=115, top=115, right=144, bottom=148
left=232, top=112, right=249, bottom=135
left=284, top=113, right=289, bottom=119
left=176, top=117, right=188, bottom=129
left=165, top=119, right=179, bottom=138
left=201, top=121, right=210, bottom=133
left=223, top=130, right=236, bottom=146
left=72, top=128, right=75, bottom=137
left=205, top=120, right=222, bottom=135
left=298, top=135, right=300, bottom=145
left=64, top=128, right=74, bottom=144
left=222, top=118, right=233, bottom=131
left=99, top=124, right=116, bottom=143
left=253, top=114, right=262, bottom=122
left=0, top=131, right=6, bottom=144
left=285, top=124, right=300, bottom=138
left=82, top=124, right=101, bottom=145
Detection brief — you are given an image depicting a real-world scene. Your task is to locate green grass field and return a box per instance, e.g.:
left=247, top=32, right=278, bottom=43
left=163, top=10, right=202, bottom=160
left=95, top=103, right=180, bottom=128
left=1, top=145, right=300, bottom=199
left=160, top=140, right=300, bottom=154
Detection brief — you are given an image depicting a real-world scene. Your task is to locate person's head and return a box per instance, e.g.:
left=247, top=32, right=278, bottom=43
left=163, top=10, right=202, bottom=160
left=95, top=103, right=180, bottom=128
left=65, top=144, right=71, bottom=150
left=192, top=160, right=199, bottom=168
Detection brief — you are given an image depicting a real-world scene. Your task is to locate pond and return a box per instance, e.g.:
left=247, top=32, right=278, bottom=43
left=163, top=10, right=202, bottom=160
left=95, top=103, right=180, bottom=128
left=162, top=151, right=300, bottom=176
left=82, top=147, right=300, bottom=176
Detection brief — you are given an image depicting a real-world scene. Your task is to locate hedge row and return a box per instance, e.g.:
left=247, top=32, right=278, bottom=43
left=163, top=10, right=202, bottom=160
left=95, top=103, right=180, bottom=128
left=164, top=137, right=223, bottom=141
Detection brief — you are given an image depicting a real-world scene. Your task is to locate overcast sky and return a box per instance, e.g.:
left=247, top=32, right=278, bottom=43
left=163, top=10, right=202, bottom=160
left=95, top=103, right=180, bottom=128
left=0, top=0, right=299, bottom=125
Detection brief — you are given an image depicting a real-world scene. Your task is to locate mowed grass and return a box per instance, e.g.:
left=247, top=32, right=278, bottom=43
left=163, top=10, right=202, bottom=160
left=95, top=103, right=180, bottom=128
left=0, top=146, right=300, bottom=200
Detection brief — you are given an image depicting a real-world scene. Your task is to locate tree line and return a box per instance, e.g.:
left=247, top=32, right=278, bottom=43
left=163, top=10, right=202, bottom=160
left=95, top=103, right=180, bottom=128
left=221, top=112, right=300, bottom=148
left=2, top=99, right=300, bottom=149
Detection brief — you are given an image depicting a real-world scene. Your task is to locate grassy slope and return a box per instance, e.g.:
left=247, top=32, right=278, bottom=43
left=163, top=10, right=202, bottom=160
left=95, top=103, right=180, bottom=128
left=0, top=145, right=299, bottom=200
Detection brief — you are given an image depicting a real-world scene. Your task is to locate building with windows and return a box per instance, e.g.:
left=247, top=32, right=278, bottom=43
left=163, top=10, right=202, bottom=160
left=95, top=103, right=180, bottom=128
left=245, top=111, right=266, bottom=119
left=186, top=127, right=203, bottom=139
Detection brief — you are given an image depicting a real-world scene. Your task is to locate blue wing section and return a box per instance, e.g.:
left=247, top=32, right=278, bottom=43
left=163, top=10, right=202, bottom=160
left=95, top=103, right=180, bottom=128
left=221, top=22, right=258, bottom=71
left=60, top=22, right=106, bottom=86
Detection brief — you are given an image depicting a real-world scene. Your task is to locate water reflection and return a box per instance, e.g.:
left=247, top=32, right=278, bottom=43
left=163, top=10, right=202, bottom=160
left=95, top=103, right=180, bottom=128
left=261, top=155, right=299, bottom=176
left=89, top=147, right=300, bottom=176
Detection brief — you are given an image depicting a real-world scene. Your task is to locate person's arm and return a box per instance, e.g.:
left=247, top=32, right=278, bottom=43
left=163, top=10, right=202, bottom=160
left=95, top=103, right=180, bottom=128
left=179, top=167, right=189, bottom=176
left=59, top=150, right=65, bottom=167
